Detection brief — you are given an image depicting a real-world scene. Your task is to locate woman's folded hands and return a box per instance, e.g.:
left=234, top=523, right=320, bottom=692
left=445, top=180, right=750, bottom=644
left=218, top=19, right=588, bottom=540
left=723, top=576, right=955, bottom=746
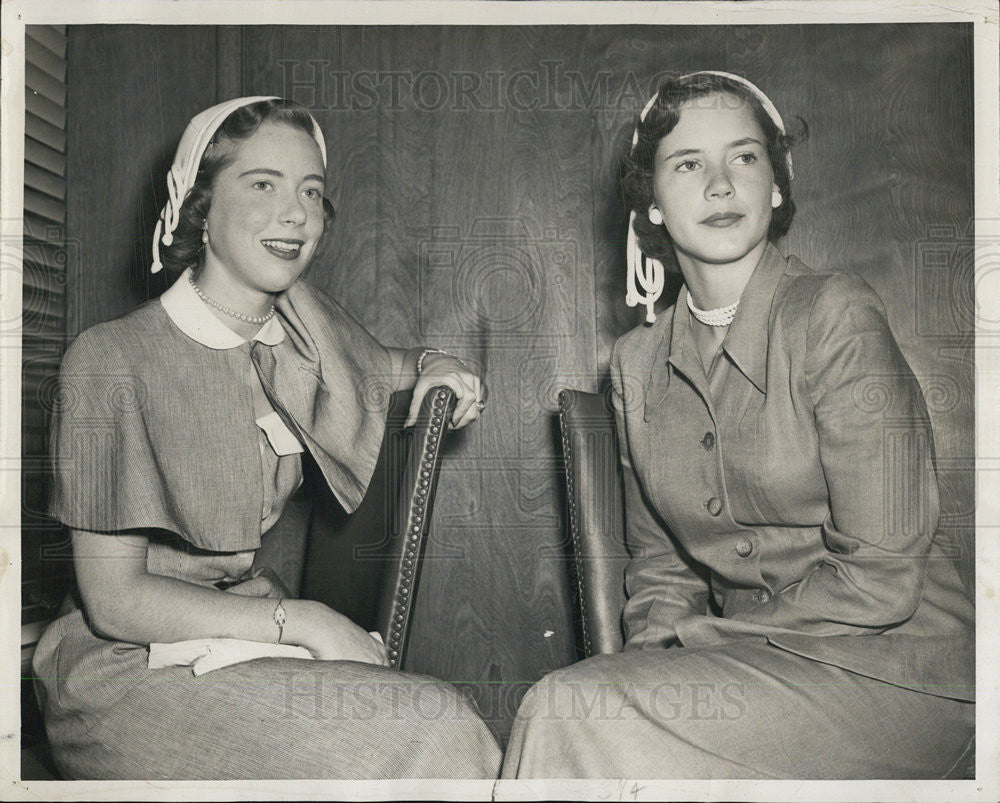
left=224, top=571, right=389, bottom=666
left=281, top=598, right=390, bottom=666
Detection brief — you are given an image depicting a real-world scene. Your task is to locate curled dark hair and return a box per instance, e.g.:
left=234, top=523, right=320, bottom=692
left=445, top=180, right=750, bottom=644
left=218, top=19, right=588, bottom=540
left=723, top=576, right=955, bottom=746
left=621, top=73, right=807, bottom=267
left=158, top=98, right=336, bottom=274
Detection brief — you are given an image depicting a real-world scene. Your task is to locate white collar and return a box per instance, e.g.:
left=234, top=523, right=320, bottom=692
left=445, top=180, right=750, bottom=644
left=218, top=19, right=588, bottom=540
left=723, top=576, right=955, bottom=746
left=160, top=268, right=285, bottom=350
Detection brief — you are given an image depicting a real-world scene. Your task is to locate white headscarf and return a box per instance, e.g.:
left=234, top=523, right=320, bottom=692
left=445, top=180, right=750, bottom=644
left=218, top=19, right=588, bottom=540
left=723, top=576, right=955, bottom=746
left=150, top=96, right=327, bottom=273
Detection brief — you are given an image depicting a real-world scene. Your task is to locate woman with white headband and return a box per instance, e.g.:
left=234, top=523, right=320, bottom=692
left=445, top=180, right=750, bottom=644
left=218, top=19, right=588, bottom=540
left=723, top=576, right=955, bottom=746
left=502, top=71, right=973, bottom=778
left=32, top=97, right=501, bottom=779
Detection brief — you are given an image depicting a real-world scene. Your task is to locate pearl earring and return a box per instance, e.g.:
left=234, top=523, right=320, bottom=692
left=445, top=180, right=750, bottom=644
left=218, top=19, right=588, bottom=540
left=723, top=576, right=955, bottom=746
left=202, top=227, right=209, bottom=245
left=648, top=207, right=663, bottom=226
left=771, top=189, right=782, bottom=209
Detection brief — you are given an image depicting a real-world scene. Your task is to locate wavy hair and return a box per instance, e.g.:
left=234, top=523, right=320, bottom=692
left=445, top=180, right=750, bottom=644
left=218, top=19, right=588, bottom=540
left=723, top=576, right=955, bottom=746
left=621, top=73, right=806, bottom=267
left=158, top=99, right=336, bottom=274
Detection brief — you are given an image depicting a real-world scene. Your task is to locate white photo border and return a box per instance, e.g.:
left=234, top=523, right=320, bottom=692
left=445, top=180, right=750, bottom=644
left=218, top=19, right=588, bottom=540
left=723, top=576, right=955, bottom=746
left=1, top=2, right=997, bottom=800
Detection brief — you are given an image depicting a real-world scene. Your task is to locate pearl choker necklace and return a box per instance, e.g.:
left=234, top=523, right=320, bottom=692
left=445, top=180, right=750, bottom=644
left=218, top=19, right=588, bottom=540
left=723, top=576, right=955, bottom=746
left=189, top=275, right=276, bottom=325
left=686, top=292, right=738, bottom=327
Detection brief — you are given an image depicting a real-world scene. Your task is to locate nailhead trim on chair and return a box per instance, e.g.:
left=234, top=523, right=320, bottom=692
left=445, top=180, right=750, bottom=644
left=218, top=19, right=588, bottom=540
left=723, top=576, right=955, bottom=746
left=558, top=390, right=594, bottom=658
left=386, top=386, right=453, bottom=669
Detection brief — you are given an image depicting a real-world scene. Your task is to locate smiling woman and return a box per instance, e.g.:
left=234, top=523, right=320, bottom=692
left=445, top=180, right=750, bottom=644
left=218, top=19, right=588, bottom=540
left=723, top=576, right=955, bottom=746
left=198, top=122, right=327, bottom=316
left=30, top=97, right=500, bottom=780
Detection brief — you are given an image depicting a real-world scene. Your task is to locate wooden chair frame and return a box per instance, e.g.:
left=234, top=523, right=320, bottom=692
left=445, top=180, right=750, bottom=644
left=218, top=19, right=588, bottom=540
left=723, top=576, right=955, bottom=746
left=301, top=385, right=457, bottom=669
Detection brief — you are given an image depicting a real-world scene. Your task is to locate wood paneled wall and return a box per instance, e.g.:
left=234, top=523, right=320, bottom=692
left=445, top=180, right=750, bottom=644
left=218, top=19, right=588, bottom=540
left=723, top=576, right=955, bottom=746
left=65, top=23, right=974, bottom=739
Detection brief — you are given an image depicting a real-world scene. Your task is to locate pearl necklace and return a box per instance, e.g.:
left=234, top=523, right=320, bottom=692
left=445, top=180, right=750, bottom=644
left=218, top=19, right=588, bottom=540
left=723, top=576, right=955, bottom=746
left=189, top=275, right=276, bottom=325
left=686, top=291, right=738, bottom=327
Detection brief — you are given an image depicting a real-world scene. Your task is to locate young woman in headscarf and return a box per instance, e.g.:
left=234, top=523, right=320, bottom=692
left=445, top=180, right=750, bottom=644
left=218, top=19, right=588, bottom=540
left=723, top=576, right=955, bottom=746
left=501, top=72, right=974, bottom=779
left=33, top=97, right=501, bottom=780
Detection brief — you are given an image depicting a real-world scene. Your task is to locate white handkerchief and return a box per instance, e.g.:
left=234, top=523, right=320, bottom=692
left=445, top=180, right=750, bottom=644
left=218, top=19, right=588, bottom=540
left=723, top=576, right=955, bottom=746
left=255, top=411, right=304, bottom=456
left=148, top=638, right=313, bottom=676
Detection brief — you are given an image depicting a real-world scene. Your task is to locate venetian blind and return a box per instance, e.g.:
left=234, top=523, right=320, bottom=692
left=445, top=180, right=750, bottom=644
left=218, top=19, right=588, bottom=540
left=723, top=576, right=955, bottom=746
left=21, top=24, right=70, bottom=663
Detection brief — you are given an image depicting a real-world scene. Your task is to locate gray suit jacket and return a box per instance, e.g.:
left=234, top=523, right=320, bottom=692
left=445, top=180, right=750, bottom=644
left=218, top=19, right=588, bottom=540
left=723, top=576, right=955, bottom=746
left=610, top=243, right=974, bottom=701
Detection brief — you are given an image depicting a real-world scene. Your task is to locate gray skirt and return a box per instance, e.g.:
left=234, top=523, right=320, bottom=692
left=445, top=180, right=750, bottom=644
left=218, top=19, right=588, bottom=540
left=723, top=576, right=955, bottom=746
left=501, top=638, right=974, bottom=779
left=34, top=610, right=502, bottom=780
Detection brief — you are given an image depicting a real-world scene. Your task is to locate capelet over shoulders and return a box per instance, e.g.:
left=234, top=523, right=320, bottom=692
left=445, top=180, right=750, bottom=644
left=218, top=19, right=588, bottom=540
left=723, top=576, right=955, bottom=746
left=48, top=278, right=393, bottom=552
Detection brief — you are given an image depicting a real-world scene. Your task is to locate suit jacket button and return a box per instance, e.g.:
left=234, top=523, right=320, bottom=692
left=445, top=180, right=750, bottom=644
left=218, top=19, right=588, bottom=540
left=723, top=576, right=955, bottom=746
left=736, top=538, right=753, bottom=557
left=752, top=589, right=769, bottom=603
left=701, top=431, right=715, bottom=450
left=706, top=497, right=723, bottom=516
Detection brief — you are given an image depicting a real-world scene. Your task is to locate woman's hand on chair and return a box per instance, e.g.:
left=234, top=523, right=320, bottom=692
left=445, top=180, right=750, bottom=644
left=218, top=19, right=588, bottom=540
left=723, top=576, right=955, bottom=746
left=407, top=352, right=486, bottom=429
left=284, top=599, right=390, bottom=666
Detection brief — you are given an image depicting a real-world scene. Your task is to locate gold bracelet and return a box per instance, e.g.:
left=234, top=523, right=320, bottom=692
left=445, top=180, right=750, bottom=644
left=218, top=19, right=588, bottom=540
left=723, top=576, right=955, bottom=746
left=272, top=599, right=286, bottom=644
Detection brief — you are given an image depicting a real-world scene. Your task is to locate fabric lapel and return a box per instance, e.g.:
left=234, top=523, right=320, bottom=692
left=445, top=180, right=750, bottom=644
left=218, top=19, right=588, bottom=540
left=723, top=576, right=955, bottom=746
left=719, top=242, right=789, bottom=395
left=255, top=281, right=393, bottom=514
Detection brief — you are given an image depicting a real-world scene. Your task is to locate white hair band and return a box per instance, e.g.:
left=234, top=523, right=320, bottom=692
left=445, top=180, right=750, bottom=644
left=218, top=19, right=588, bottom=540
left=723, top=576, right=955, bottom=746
left=626, top=71, right=791, bottom=323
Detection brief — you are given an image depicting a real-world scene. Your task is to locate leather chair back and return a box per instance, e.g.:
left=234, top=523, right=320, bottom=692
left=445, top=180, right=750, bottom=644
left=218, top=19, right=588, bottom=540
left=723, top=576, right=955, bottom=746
left=301, top=386, right=456, bottom=669
left=557, top=388, right=629, bottom=657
